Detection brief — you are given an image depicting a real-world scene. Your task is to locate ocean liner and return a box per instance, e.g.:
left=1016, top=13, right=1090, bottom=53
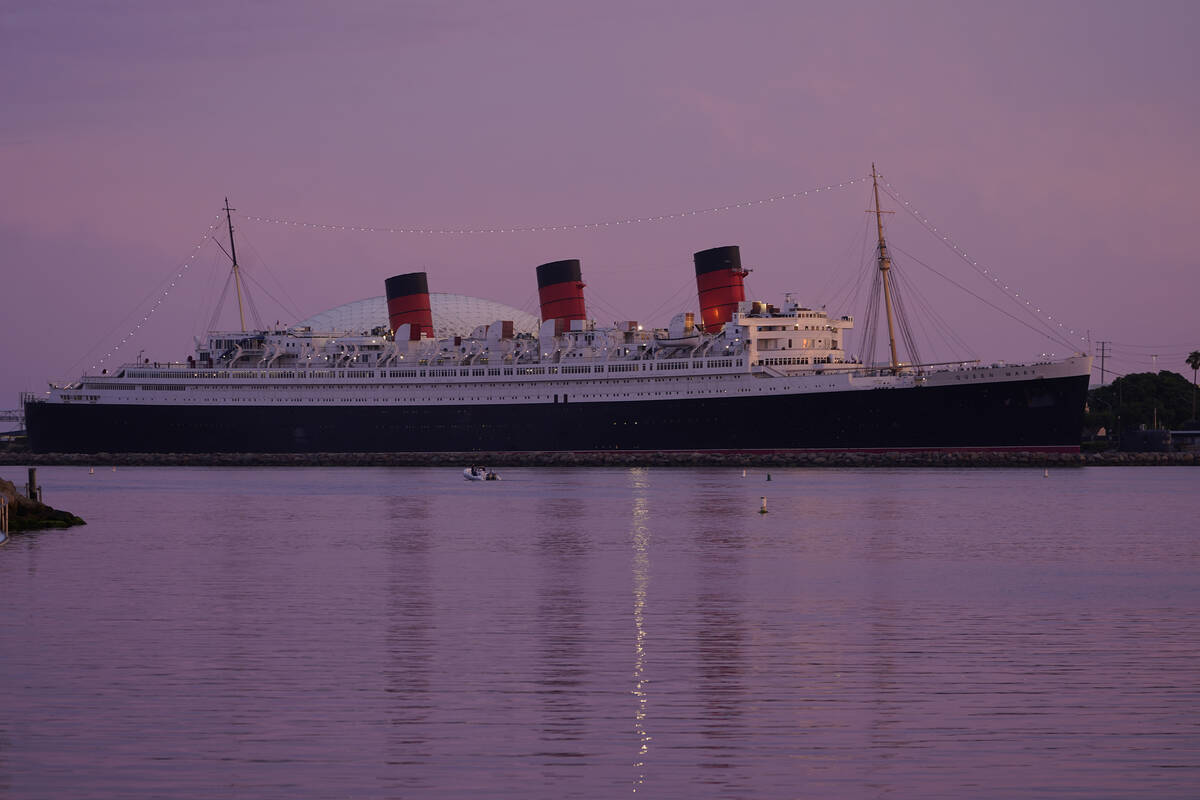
left=23, top=172, right=1092, bottom=454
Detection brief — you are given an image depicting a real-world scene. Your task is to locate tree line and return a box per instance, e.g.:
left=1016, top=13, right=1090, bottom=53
left=1086, top=353, right=1199, bottom=434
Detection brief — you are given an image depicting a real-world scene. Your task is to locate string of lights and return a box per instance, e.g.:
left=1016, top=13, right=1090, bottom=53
left=240, top=176, right=871, bottom=235
left=876, top=175, right=1091, bottom=351
left=93, top=215, right=224, bottom=370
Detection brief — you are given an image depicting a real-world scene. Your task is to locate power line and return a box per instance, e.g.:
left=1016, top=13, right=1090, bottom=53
left=1109, top=340, right=1198, bottom=349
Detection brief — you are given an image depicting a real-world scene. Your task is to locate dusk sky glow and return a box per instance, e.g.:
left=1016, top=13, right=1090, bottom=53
left=3, top=0, right=1198, bottom=409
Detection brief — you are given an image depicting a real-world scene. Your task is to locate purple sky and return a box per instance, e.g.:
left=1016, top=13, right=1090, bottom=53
left=3, top=0, right=1198, bottom=411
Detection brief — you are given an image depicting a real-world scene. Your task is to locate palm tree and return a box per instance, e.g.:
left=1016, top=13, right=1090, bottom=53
left=1187, top=350, right=1200, bottom=422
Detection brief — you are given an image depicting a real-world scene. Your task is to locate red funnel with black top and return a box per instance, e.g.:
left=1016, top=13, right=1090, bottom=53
left=536, top=259, right=587, bottom=328
left=694, top=245, right=748, bottom=333
left=384, top=272, right=434, bottom=340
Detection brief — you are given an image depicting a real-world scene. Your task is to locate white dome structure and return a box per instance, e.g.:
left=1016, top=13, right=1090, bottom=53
left=298, top=293, right=540, bottom=338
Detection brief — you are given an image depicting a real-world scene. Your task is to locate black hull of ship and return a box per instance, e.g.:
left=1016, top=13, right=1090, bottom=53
left=25, top=374, right=1090, bottom=455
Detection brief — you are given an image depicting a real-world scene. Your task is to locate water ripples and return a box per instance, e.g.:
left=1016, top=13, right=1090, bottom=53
left=0, top=465, right=1197, bottom=798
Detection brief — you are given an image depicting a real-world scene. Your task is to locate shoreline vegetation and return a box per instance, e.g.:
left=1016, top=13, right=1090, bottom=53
left=1, top=451, right=1196, bottom=468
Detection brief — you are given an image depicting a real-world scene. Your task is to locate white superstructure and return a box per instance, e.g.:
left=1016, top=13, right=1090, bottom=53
left=37, top=298, right=1087, bottom=410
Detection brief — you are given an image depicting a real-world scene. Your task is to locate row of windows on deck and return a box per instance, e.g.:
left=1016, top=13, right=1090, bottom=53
left=78, top=375, right=846, bottom=405
left=123, top=358, right=742, bottom=381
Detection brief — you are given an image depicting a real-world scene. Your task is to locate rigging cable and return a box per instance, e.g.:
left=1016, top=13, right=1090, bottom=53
left=206, top=268, right=235, bottom=333
left=890, top=265, right=977, bottom=361
left=241, top=271, right=296, bottom=330
left=639, top=269, right=703, bottom=326
left=888, top=266, right=934, bottom=366
left=582, top=288, right=634, bottom=328
left=821, top=213, right=874, bottom=319
left=876, top=177, right=1089, bottom=351
left=857, top=265, right=883, bottom=366
left=85, top=215, right=224, bottom=371
left=892, top=279, right=923, bottom=368
left=239, top=232, right=306, bottom=323
left=888, top=242, right=1077, bottom=351
left=881, top=182, right=1066, bottom=345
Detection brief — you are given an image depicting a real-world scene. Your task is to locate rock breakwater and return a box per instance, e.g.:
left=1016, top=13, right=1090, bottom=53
left=2, top=451, right=1196, bottom=468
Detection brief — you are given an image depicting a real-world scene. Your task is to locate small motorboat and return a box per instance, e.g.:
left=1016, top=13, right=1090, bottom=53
left=463, top=467, right=499, bottom=481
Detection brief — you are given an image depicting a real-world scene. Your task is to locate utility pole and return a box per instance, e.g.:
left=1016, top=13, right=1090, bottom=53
left=1151, top=354, right=1159, bottom=430
left=1097, top=341, right=1109, bottom=385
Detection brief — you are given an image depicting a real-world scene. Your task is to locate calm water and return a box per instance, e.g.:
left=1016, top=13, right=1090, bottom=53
left=0, top=466, right=1197, bottom=799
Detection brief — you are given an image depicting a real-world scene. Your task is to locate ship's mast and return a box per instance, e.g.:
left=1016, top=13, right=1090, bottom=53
left=223, top=197, right=247, bottom=333
left=871, top=164, right=900, bottom=372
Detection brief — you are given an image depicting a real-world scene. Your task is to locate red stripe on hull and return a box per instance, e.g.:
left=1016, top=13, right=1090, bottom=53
left=517, top=445, right=1081, bottom=456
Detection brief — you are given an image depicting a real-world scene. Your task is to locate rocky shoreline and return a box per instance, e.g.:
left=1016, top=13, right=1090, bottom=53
left=1, top=450, right=1196, bottom=468
left=0, top=476, right=86, bottom=533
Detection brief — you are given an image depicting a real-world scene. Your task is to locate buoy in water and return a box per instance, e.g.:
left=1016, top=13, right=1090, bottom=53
left=742, top=469, right=746, bottom=477
left=766, top=473, right=772, bottom=481
left=89, top=468, right=94, bottom=475
left=759, top=496, right=768, bottom=514
left=1043, top=469, right=1049, bottom=478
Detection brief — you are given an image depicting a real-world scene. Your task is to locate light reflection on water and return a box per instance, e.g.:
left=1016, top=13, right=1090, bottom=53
left=630, top=468, right=650, bottom=794
left=0, top=465, right=1197, bottom=799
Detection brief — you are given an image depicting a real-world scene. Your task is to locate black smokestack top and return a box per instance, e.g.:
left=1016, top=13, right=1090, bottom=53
left=693, top=245, right=743, bottom=276
left=536, top=259, right=583, bottom=289
left=384, top=272, right=429, bottom=299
